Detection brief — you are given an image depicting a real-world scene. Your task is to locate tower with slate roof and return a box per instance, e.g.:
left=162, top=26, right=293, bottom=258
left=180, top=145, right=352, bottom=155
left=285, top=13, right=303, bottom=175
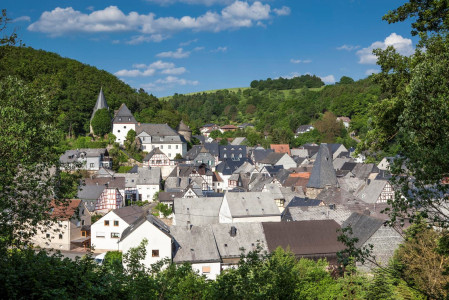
left=306, top=143, right=338, bottom=198
left=112, top=103, right=137, bottom=145
left=90, top=87, right=110, bottom=134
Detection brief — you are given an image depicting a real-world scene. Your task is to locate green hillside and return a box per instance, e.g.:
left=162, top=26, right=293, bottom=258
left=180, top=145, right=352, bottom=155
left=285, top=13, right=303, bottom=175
left=0, top=46, right=181, bottom=135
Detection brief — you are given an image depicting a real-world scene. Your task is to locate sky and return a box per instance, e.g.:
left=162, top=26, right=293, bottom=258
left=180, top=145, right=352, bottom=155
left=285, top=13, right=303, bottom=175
left=4, top=0, right=415, bottom=97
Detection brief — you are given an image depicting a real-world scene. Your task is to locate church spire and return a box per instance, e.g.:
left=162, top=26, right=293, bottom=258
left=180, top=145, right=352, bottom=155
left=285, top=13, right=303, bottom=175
left=91, top=87, right=109, bottom=121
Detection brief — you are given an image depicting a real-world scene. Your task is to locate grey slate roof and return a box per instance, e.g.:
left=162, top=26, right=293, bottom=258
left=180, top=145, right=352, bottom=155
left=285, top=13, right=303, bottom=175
left=341, top=212, right=385, bottom=248
left=112, top=103, right=137, bottom=124
left=143, top=148, right=167, bottom=161
left=174, top=197, right=223, bottom=226
left=252, top=148, right=274, bottom=162
left=219, top=145, right=247, bottom=160
left=171, top=225, right=220, bottom=263
left=113, top=206, right=144, bottom=224
left=355, top=180, right=388, bottom=204
left=258, top=152, right=285, bottom=165
left=84, top=177, right=126, bottom=189
left=91, top=88, right=109, bottom=120
left=307, top=144, right=338, bottom=189
left=212, top=223, right=268, bottom=258
left=136, top=167, right=161, bottom=185
left=77, top=185, right=105, bottom=200
left=136, top=123, right=179, bottom=136
left=286, top=196, right=323, bottom=207
left=216, top=158, right=250, bottom=176
left=225, top=192, right=280, bottom=218
left=120, top=214, right=171, bottom=242
left=283, top=206, right=353, bottom=225
left=351, top=163, right=379, bottom=180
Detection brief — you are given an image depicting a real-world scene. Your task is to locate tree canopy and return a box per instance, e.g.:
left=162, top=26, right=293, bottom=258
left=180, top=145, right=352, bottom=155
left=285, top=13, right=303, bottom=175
left=91, top=108, right=111, bottom=136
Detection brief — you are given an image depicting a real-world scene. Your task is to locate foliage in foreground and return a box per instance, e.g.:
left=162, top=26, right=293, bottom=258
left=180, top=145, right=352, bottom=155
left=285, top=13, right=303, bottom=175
left=0, top=244, right=426, bottom=300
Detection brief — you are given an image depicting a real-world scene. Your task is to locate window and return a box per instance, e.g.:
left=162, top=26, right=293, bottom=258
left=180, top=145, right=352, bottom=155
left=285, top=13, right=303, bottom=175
left=176, top=145, right=178, bottom=149
left=128, top=117, right=131, bottom=121
left=124, top=126, right=127, bottom=129
left=202, top=266, right=211, bottom=274
left=82, top=231, right=86, bottom=237
left=160, top=145, right=163, bottom=149
left=59, top=234, right=63, bottom=240
left=90, top=163, right=95, bottom=168
left=96, top=232, right=105, bottom=238
left=118, top=130, right=121, bottom=133
left=168, top=145, right=171, bottom=149
left=104, top=220, right=110, bottom=226
left=46, top=233, right=50, bottom=239
left=152, top=250, right=159, bottom=257
left=82, top=220, right=85, bottom=226
left=81, top=209, right=85, bottom=215
left=111, top=232, right=120, bottom=239
left=114, top=220, right=119, bottom=226
left=76, top=221, right=81, bottom=227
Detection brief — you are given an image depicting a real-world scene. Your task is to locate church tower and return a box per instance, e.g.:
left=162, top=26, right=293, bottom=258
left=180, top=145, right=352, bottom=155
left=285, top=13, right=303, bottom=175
left=90, top=87, right=109, bottom=134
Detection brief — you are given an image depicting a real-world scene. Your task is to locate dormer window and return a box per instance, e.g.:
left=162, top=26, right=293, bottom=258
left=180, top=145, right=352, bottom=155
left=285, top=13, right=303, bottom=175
left=119, top=118, right=122, bottom=121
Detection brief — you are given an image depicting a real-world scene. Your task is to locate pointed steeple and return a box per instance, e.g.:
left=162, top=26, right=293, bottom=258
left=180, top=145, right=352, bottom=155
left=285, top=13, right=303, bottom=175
left=112, top=103, right=137, bottom=124
left=307, top=143, right=338, bottom=188
left=91, top=87, right=109, bottom=121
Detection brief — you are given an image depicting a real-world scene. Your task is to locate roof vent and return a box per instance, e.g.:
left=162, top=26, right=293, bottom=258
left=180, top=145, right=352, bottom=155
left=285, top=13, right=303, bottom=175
left=230, top=226, right=237, bottom=237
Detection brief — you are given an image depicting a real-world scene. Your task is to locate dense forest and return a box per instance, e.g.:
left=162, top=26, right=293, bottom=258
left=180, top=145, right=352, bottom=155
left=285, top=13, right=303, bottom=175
left=250, top=74, right=324, bottom=90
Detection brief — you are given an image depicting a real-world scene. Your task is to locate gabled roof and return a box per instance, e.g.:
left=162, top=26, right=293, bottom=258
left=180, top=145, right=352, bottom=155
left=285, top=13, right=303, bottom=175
left=120, top=214, right=171, bottom=242
left=136, top=168, right=161, bottom=185
left=258, top=152, right=285, bottom=165
left=212, top=223, right=268, bottom=258
left=262, top=165, right=283, bottom=176
left=283, top=206, right=353, bottom=225
left=262, top=220, right=345, bottom=256
left=143, top=148, right=167, bottom=161
left=286, top=196, right=323, bottom=207
left=174, top=197, right=223, bottom=226
left=177, top=120, right=191, bottom=132
left=77, top=185, right=105, bottom=200
left=51, top=199, right=82, bottom=220
left=91, top=88, right=109, bottom=120
left=225, top=192, right=280, bottom=217
left=307, top=144, right=338, bottom=189
left=252, top=148, right=274, bottom=162
left=112, top=103, right=137, bottom=124
left=158, top=191, right=184, bottom=202
left=216, top=158, right=250, bottom=175
left=112, top=206, right=144, bottom=224
left=341, top=212, right=385, bottom=248
left=136, top=123, right=179, bottom=137
left=84, top=177, right=126, bottom=190
left=352, top=163, right=379, bottom=180
left=172, top=225, right=220, bottom=263
left=355, top=180, right=389, bottom=204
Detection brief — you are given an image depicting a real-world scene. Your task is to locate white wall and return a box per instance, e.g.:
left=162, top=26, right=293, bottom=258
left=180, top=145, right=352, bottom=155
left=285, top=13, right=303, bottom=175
left=232, top=215, right=281, bottom=223
left=142, top=143, right=185, bottom=159
left=191, top=262, right=221, bottom=280
left=113, top=123, right=136, bottom=145
left=119, top=221, right=172, bottom=269
left=91, top=211, right=129, bottom=251
left=137, top=184, right=160, bottom=202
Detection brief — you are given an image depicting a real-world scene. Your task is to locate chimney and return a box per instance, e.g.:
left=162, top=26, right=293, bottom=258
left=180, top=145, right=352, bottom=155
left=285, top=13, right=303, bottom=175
left=230, top=226, right=237, bottom=237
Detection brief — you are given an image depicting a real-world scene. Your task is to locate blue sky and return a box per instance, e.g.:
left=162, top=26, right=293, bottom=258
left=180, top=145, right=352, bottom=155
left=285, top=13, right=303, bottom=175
left=5, top=0, right=414, bottom=97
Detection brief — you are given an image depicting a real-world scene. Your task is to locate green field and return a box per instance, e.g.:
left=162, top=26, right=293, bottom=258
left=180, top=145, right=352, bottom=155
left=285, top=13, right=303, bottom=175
left=160, top=86, right=325, bottom=101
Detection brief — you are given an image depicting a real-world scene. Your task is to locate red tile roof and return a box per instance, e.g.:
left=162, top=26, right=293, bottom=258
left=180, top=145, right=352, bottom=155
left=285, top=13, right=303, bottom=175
left=270, top=144, right=291, bottom=155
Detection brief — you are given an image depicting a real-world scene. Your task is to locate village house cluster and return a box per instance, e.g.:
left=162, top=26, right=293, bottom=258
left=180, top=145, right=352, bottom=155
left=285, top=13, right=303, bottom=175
left=36, top=89, right=404, bottom=278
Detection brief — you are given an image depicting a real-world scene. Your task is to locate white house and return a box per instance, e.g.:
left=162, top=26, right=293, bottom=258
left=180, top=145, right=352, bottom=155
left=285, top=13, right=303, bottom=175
left=91, top=206, right=144, bottom=251
left=219, top=192, right=281, bottom=223
left=60, top=148, right=111, bottom=171
left=171, top=225, right=221, bottom=280
left=119, top=215, right=173, bottom=268
left=112, top=104, right=137, bottom=145
left=137, top=123, right=187, bottom=159
left=136, top=167, right=161, bottom=202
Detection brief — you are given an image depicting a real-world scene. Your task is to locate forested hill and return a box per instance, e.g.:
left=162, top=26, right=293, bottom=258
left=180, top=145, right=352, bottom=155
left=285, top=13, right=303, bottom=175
left=0, top=46, right=181, bottom=135
left=169, top=77, right=380, bottom=140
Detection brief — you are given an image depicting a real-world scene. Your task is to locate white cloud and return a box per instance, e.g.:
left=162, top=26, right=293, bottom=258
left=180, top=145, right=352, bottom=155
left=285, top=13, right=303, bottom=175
left=193, top=46, right=205, bottom=51
left=146, top=0, right=234, bottom=6
left=86, top=6, right=95, bottom=11
left=365, top=68, right=380, bottom=75
left=156, top=76, right=199, bottom=86
left=12, top=16, right=31, bottom=23
left=356, top=33, right=414, bottom=64
left=28, top=2, right=287, bottom=39
left=273, top=6, right=291, bottom=16
left=337, top=44, right=360, bottom=51
left=115, top=60, right=186, bottom=77
left=180, top=38, right=198, bottom=46
left=211, top=46, right=227, bottom=52
left=156, top=48, right=191, bottom=58
left=161, top=67, right=187, bottom=75
left=290, top=58, right=311, bottom=64
left=320, top=75, right=336, bottom=84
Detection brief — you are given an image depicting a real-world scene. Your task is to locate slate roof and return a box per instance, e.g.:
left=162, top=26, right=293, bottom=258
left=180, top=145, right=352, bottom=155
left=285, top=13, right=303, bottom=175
left=113, top=206, right=144, bottom=224
left=263, top=183, right=284, bottom=199
left=112, top=103, right=137, bottom=124
left=174, top=197, right=223, bottom=226
left=193, top=135, right=206, bottom=144
left=262, top=165, right=283, bottom=176
left=171, top=225, right=220, bottom=263
left=275, top=169, right=292, bottom=185
left=286, top=196, right=323, bottom=207
left=204, top=142, right=219, bottom=156
left=177, top=120, right=191, bottom=132
left=165, top=177, right=191, bottom=191
left=252, top=148, right=274, bottom=162
left=212, top=223, right=268, bottom=258
left=258, top=152, right=285, bottom=165
left=351, top=163, right=379, bottom=180
left=283, top=206, right=353, bottom=225
left=341, top=212, right=385, bottom=248
left=136, top=123, right=179, bottom=137
left=233, top=161, right=256, bottom=174
left=262, top=220, right=345, bottom=256
left=355, top=180, right=388, bottom=204
left=225, top=192, right=280, bottom=218
left=307, top=144, right=338, bottom=189
left=120, top=214, right=171, bottom=242
left=77, top=185, right=105, bottom=200
left=316, top=187, right=360, bottom=205
left=136, top=168, right=161, bottom=185
left=84, top=177, right=126, bottom=189
left=290, top=148, right=310, bottom=158
left=231, top=137, right=247, bottom=145
left=216, top=158, right=250, bottom=176
left=333, top=158, right=353, bottom=170
left=91, top=88, right=109, bottom=120
left=83, top=199, right=97, bottom=212
left=219, top=145, right=247, bottom=160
